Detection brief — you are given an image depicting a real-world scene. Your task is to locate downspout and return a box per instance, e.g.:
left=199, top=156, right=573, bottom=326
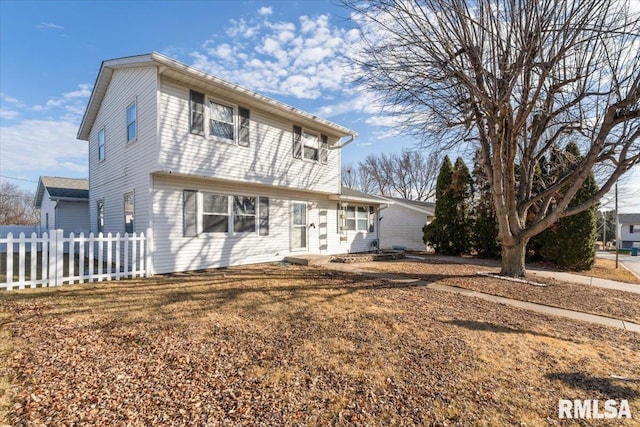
left=330, top=134, right=356, bottom=150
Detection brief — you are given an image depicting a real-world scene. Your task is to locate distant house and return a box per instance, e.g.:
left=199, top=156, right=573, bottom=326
left=34, top=176, right=89, bottom=237
left=76, top=52, right=392, bottom=274
left=379, top=197, right=435, bottom=251
left=618, top=213, right=640, bottom=249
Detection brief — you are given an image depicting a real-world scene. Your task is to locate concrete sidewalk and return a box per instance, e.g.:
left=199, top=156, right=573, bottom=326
left=322, top=259, right=640, bottom=333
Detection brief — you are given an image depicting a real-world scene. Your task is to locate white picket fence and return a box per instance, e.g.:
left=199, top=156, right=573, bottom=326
left=0, top=229, right=153, bottom=290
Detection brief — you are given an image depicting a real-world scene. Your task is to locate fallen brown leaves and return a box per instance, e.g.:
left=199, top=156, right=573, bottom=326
left=368, top=260, right=640, bottom=324
left=1, top=263, right=639, bottom=426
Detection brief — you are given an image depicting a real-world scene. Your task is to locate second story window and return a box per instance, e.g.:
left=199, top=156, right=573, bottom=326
left=98, top=128, right=105, bottom=161
left=293, top=125, right=327, bottom=163
left=209, top=101, right=234, bottom=142
left=126, top=101, right=137, bottom=142
left=303, top=131, right=319, bottom=161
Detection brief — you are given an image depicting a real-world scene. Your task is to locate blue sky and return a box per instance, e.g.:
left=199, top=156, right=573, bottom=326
left=0, top=0, right=638, bottom=212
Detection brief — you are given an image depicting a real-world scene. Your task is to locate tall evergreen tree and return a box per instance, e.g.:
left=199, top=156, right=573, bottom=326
left=551, top=143, right=599, bottom=270
left=423, top=156, right=455, bottom=254
left=472, top=151, right=501, bottom=257
left=449, top=157, right=474, bottom=254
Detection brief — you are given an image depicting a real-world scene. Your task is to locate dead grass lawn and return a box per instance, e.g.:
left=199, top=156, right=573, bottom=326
left=1, top=263, right=639, bottom=426
left=366, top=260, right=640, bottom=325
left=577, top=258, right=640, bottom=285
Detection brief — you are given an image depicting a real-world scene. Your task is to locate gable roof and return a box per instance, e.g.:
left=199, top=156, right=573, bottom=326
left=384, top=197, right=435, bottom=215
left=619, top=213, right=640, bottom=224
left=77, top=52, right=358, bottom=142
left=35, top=176, right=89, bottom=208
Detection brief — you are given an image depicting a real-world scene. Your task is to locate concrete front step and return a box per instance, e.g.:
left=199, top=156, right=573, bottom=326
left=284, top=255, right=331, bottom=266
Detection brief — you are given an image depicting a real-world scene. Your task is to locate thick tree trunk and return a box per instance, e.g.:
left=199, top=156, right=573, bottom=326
left=501, top=239, right=529, bottom=277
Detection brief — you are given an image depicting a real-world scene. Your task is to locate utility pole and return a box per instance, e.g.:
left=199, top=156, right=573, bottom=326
left=615, top=182, right=619, bottom=269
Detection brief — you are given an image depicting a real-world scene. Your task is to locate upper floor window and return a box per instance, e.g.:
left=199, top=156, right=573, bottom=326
left=210, top=101, right=234, bottom=141
left=293, top=125, right=328, bottom=163
left=126, top=101, right=137, bottom=142
left=124, top=192, right=134, bottom=233
left=98, top=128, right=105, bottom=161
left=97, top=200, right=104, bottom=233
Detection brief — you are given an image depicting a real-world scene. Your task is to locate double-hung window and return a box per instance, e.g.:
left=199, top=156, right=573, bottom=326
left=346, top=206, right=369, bottom=232
left=124, top=192, right=134, bottom=233
left=233, top=196, right=256, bottom=233
left=303, top=131, right=319, bottom=161
left=202, top=193, right=229, bottom=233
left=293, top=125, right=327, bottom=162
left=98, top=128, right=105, bottom=161
left=126, top=101, right=137, bottom=142
left=209, top=101, right=234, bottom=142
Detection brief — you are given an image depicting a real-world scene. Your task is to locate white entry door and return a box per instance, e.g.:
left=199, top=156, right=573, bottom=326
left=291, top=202, right=308, bottom=250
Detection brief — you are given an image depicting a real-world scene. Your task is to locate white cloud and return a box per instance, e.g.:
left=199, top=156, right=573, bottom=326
left=36, top=22, right=63, bottom=30
left=1, top=93, right=20, bottom=104
left=63, top=83, right=92, bottom=100
left=0, top=108, right=19, bottom=120
left=258, top=6, right=273, bottom=16
left=0, top=120, right=87, bottom=178
left=190, top=12, right=355, bottom=100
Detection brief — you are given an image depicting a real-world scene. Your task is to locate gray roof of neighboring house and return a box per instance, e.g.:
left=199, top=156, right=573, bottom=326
left=35, top=176, right=89, bottom=208
left=386, top=197, right=435, bottom=215
left=339, top=186, right=388, bottom=204
left=619, top=213, right=640, bottom=224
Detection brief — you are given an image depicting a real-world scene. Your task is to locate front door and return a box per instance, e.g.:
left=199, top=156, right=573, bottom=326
left=291, top=202, right=308, bottom=250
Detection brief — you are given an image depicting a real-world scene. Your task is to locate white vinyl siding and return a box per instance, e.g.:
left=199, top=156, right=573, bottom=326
left=55, top=201, right=90, bottom=237
left=379, top=204, right=431, bottom=251
left=88, top=67, right=157, bottom=238
left=158, top=77, right=341, bottom=194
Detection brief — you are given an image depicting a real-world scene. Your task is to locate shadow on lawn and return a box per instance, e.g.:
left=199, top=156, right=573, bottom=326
left=545, top=372, right=640, bottom=399
left=0, top=266, right=471, bottom=326
left=444, top=319, right=559, bottom=339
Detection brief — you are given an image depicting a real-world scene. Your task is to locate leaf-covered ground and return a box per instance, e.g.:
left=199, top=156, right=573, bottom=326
left=367, top=260, right=640, bottom=325
left=1, top=263, right=639, bottom=426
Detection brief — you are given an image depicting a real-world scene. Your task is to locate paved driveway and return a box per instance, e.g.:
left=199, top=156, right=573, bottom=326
left=596, top=251, right=640, bottom=278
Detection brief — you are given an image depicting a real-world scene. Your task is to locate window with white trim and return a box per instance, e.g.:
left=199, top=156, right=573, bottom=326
left=293, top=125, right=326, bottom=162
left=98, top=128, right=105, bottom=160
left=202, top=193, right=229, bottom=233
left=209, top=101, right=234, bottom=141
left=124, top=192, right=134, bottom=233
left=126, top=101, right=137, bottom=142
left=183, top=191, right=269, bottom=236
left=303, top=131, right=319, bottom=161
left=346, top=206, right=370, bottom=232
left=97, top=200, right=104, bottom=233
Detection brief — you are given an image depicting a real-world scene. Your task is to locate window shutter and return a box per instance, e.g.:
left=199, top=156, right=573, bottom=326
left=320, top=134, right=328, bottom=164
left=238, top=107, right=250, bottom=147
left=293, top=125, right=302, bottom=158
left=190, top=90, right=205, bottom=135
left=183, top=190, right=198, bottom=237
left=259, top=197, right=269, bottom=236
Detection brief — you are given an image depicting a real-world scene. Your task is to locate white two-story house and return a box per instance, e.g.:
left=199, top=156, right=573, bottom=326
left=77, top=52, right=383, bottom=274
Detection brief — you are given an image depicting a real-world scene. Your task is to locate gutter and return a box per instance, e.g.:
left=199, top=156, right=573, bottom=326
left=331, top=134, right=356, bottom=150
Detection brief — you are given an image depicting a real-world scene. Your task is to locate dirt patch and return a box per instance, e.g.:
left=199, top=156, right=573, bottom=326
left=1, top=263, right=639, bottom=425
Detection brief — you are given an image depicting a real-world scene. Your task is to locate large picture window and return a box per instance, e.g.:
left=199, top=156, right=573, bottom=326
left=209, top=101, right=234, bottom=141
left=202, top=193, right=229, bottom=233
left=346, top=206, right=369, bottom=232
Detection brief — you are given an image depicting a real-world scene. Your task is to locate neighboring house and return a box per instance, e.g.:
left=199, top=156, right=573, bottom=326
left=34, top=176, right=89, bottom=237
left=619, top=213, right=640, bottom=249
left=379, top=197, right=435, bottom=250
left=77, top=52, right=387, bottom=274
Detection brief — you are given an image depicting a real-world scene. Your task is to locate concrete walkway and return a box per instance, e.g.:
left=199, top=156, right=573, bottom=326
left=321, top=258, right=640, bottom=333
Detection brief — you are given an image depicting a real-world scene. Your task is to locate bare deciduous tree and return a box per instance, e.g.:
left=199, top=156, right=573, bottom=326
left=346, top=0, right=640, bottom=276
left=346, top=150, right=439, bottom=200
left=0, top=182, right=39, bottom=225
